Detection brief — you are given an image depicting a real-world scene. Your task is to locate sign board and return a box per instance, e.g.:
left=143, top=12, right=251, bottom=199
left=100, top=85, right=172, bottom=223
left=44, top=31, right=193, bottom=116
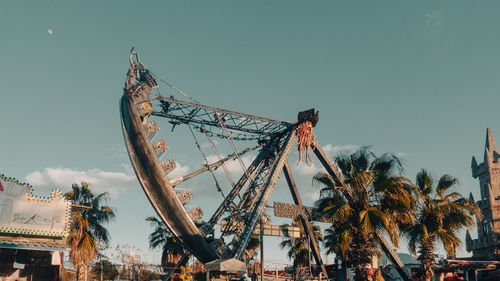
left=0, top=174, right=71, bottom=237
left=219, top=220, right=301, bottom=238
left=273, top=201, right=334, bottom=223
left=253, top=223, right=301, bottom=238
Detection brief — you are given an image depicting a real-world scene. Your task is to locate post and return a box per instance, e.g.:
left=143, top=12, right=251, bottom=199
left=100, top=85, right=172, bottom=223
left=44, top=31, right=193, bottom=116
left=234, top=130, right=297, bottom=260
left=307, top=238, right=311, bottom=275
left=282, top=161, right=329, bottom=278
left=260, top=218, right=264, bottom=281
left=60, top=252, right=64, bottom=281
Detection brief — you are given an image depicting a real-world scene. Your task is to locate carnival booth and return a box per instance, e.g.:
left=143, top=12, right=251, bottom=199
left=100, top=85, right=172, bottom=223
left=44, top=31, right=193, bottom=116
left=0, top=173, right=83, bottom=280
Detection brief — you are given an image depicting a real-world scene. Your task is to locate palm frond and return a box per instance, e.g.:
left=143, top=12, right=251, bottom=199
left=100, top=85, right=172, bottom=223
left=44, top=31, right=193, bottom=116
left=416, top=169, right=433, bottom=195
left=436, top=175, right=458, bottom=197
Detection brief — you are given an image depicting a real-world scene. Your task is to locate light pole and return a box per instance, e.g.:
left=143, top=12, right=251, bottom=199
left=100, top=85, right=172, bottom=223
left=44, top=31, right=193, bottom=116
left=260, top=218, right=264, bottom=281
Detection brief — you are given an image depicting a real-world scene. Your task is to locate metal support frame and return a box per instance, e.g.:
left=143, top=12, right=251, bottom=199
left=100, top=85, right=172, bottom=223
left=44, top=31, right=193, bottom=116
left=169, top=146, right=274, bottom=276
left=124, top=55, right=411, bottom=281
left=165, top=254, right=191, bottom=281
left=209, top=145, right=270, bottom=226
left=282, top=161, right=328, bottom=278
left=121, top=94, right=218, bottom=263
left=375, top=230, right=411, bottom=281
left=170, top=145, right=259, bottom=186
left=219, top=160, right=270, bottom=237
left=235, top=130, right=297, bottom=259
left=235, top=160, right=269, bottom=211
left=152, top=95, right=292, bottom=140
left=312, top=141, right=347, bottom=190
left=312, top=140, right=411, bottom=281
left=215, top=111, right=253, bottom=181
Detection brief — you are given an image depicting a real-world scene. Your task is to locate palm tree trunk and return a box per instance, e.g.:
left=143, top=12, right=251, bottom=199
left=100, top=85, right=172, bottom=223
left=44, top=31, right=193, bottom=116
left=418, top=236, right=436, bottom=281
left=350, top=228, right=374, bottom=281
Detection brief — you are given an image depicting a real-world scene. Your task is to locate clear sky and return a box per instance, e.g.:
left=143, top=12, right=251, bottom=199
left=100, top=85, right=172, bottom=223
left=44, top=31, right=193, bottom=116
left=1, top=0, right=500, bottom=267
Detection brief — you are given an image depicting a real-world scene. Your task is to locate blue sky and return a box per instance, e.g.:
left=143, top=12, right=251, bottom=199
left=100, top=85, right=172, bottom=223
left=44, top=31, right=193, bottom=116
left=1, top=0, right=500, bottom=266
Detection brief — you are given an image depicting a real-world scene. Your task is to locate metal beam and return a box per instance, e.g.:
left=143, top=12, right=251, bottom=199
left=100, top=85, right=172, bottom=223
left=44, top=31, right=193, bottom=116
left=311, top=141, right=347, bottom=190
left=283, top=161, right=328, bottom=278
left=209, top=145, right=269, bottom=226
left=165, top=254, right=191, bottom=280
left=121, top=94, right=218, bottom=263
left=170, top=145, right=260, bottom=186
left=235, top=130, right=297, bottom=259
left=152, top=95, right=292, bottom=138
left=375, top=230, right=411, bottom=281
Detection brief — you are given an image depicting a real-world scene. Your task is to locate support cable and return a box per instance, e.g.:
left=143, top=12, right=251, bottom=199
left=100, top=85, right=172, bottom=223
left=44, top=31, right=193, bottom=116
left=155, top=75, right=199, bottom=103
left=201, top=125, right=239, bottom=198
left=220, top=162, right=267, bottom=237
left=187, top=124, right=225, bottom=198
left=215, top=111, right=254, bottom=184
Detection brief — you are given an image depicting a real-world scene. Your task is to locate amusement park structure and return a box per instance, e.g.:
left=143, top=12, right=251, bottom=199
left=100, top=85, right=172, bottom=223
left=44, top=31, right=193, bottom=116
left=119, top=51, right=411, bottom=281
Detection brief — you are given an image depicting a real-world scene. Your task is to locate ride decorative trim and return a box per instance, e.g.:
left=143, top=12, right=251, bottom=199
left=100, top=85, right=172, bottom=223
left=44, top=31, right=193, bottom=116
left=152, top=140, right=168, bottom=155
left=161, top=158, right=177, bottom=174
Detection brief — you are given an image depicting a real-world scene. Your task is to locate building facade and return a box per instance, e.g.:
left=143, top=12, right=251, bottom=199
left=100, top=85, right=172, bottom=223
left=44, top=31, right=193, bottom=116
left=467, top=128, right=500, bottom=258
left=0, top=173, right=85, bottom=280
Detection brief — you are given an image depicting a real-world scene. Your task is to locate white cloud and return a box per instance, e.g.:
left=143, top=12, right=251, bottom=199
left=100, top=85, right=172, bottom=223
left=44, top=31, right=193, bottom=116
left=322, top=144, right=360, bottom=155
left=304, top=189, right=321, bottom=201
left=293, top=162, right=324, bottom=176
left=205, top=154, right=255, bottom=174
left=25, top=167, right=136, bottom=197
left=167, top=162, right=190, bottom=179
left=23, top=158, right=192, bottom=198
left=291, top=144, right=362, bottom=175
left=426, top=10, right=443, bottom=28
left=395, top=152, right=408, bottom=158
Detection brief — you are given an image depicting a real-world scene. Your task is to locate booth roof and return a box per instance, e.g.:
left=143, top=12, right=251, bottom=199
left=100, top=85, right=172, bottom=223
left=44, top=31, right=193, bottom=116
left=205, top=258, right=247, bottom=273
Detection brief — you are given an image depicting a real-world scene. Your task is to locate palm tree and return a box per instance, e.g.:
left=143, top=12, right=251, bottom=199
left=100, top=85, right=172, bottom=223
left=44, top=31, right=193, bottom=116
left=314, top=148, right=415, bottom=281
left=401, top=169, right=481, bottom=281
left=65, top=183, right=115, bottom=281
left=245, top=234, right=261, bottom=261
left=279, top=218, right=323, bottom=271
left=145, top=216, right=186, bottom=269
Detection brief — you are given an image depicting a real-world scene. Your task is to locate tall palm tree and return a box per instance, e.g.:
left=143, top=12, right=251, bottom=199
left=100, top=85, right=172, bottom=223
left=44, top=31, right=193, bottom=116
left=65, top=183, right=115, bottom=281
left=145, top=216, right=186, bottom=270
left=279, top=218, right=323, bottom=270
left=314, top=148, right=415, bottom=281
left=401, top=169, right=481, bottom=281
